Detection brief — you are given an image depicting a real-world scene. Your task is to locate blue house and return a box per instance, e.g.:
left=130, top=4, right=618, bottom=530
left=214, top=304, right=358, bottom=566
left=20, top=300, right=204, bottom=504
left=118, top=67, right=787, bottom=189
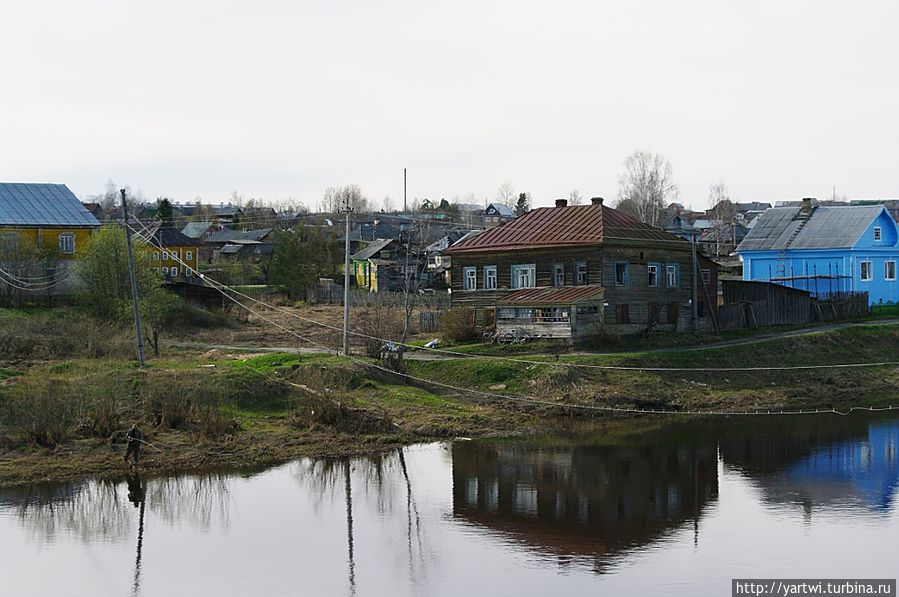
left=737, top=198, right=899, bottom=305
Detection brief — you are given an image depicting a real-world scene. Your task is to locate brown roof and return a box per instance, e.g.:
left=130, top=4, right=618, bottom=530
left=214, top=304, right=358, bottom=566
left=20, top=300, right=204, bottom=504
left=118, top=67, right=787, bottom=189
left=445, top=205, right=681, bottom=253
left=498, top=285, right=605, bottom=305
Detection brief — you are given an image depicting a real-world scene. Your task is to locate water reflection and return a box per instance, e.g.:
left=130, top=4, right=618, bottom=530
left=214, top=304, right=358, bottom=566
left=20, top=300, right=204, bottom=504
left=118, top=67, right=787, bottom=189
left=451, top=425, right=719, bottom=571
left=720, top=416, right=899, bottom=513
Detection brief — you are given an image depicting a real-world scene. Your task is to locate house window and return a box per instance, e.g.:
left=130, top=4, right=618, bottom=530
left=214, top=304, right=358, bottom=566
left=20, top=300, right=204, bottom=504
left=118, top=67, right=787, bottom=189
left=860, top=260, right=873, bottom=282
left=170, top=266, right=178, bottom=277
left=575, top=261, right=587, bottom=285
left=162, top=266, right=169, bottom=275
left=886, top=261, right=896, bottom=281
left=463, top=267, right=477, bottom=290
left=511, top=264, right=536, bottom=289
left=185, top=250, right=193, bottom=262
left=553, top=263, right=564, bottom=287
left=874, top=227, right=882, bottom=242
left=701, top=269, right=711, bottom=284
left=497, top=307, right=516, bottom=320
left=516, top=307, right=534, bottom=320
left=152, top=252, right=160, bottom=261
left=615, top=262, right=629, bottom=286
left=484, top=266, right=497, bottom=290
left=162, top=250, right=169, bottom=260
left=647, top=264, right=659, bottom=287
left=171, top=249, right=179, bottom=260
left=58, top=233, right=75, bottom=254
left=666, top=264, right=679, bottom=287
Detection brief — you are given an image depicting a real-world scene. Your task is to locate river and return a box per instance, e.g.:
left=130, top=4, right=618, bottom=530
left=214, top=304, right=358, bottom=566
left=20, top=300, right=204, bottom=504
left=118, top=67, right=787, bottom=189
left=1, top=413, right=897, bottom=596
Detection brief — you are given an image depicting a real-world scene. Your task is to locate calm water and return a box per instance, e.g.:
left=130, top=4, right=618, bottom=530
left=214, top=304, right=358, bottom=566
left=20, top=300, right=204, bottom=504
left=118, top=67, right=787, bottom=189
left=1, top=414, right=898, bottom=597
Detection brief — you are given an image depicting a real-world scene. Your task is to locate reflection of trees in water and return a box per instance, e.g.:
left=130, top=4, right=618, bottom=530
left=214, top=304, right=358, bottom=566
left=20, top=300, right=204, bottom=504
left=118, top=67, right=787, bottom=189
left=146, top=473, right=232, bottom=530
left=291, top=448, right=434, bottom=592
left=3, top=472, right=234, bottom=544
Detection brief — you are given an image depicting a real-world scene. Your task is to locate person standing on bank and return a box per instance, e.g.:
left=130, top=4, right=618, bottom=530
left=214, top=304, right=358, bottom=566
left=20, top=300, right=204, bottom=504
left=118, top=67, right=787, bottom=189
left=124, top=423, right=144, bottom=466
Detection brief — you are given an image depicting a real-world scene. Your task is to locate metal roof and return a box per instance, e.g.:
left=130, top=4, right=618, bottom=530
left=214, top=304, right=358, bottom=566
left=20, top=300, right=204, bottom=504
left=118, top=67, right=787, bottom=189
left=446, top=205, right=681, bottom=253
left=181, top=221, right=213, bottom=238
left=737, top=206, right=886, bottom=252
left=151, top=227, right=199, bottom=247
left=206, top=227, right=272, bottom=243
left=352, top=238, right=395, bottom=261
left=0, top=183, right=100, bottom=228
left=498, top=285, right=605, bottom=305
left=486, top=203, right=515, bottom=217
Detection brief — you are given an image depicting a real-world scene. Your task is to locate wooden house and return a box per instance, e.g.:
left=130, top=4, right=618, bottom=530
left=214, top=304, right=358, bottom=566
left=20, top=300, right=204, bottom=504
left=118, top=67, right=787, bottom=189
left=445, top=197, right=695, bottom=334
left=147, top=227, right=200, bottom=279
left=496, top=285, right=605, bottom=341
left=0, top=182, right=100, bottom=259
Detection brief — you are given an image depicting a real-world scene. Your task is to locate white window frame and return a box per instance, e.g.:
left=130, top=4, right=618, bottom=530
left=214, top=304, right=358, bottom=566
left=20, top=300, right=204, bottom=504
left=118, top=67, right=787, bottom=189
left=162, top=250, right=170, bottom=260
left=552, top=263, right=564, bottom=287
left=58, top=233, right=75, bottom=254
left=886, top=261, right=896, bottom=281
left=185, top=250, right=193, bottom=262
left=170, top=266, right=178, bottom=277
left=647, top=264, right=658, bottom=287
left=153, top=251, right=160, bottom=261
left=860, top=260, right=873, bottom=282
left=511, top=264, right=536, bottom=289
left=484, top=265, right=497, bottom=290
left=666, top=265, right=678, bottom=287
left=575, top=261, right=587, bottom=285
left=162, top=266, right=169, bottom=275
left=463, top=266, right=477, bottom=290
left=874, top=227, right=882, bottom=242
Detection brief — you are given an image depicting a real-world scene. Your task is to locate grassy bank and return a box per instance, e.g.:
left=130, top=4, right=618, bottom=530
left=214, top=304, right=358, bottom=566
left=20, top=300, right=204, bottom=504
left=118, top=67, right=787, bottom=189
left=2, top=315, right=898, bottom=487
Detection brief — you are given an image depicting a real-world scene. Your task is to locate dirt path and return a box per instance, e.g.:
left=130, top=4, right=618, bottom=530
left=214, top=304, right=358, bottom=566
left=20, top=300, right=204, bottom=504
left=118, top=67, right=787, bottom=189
left=169, top=318, right=899, bottom=360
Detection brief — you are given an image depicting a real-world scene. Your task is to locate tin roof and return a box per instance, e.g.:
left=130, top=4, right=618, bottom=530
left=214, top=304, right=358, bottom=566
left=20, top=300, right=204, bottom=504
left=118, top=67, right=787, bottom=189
left=151, top=227, right=200, bottom=247
left=0, top=183, right=100, bottom=228
left=737, top=205, right=886, bottom=252
left=498, top=285, right=605, bottom=305
left=446, top=204, right=680, bottom=253
left=352, top=238, right=395, bottom=261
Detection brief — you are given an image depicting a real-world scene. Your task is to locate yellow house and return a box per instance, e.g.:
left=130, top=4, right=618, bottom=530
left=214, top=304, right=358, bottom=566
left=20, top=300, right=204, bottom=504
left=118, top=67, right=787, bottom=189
left=0, top=182, right=100, bottom=258
left=147, top=227, right=200, bottom=279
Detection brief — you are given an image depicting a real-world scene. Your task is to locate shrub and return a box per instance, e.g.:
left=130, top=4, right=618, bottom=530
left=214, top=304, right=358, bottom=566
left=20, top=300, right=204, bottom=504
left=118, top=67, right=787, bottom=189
left=354, top=304, right=404, bottom=358
left=440, top=307, right=477, bottom=342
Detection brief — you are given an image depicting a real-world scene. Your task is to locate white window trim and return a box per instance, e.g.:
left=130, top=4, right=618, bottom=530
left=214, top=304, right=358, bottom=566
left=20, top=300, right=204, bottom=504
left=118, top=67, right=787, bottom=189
left=162, top=266, right=169, bottom=275
left=511, top=264, right=536, bottom=289
left=666, top=264, right=678, bottom=287
left=185, top=250, right=193, bottom=261
left=886, top=261, right=896, bottom=281
left=170, top=266, right=178, bottom=277
left=874, top=227, right=882, bottom=242
left=647, top=264, right=659, bottom=287
left=58, top=233, right=75, bottom=254
left=463, top=266, right=477, bottom=291
left=552, top=263, right=564, bottom=287
left=575, top=261, right=587, bottom=285
left=484, top=265, right=497, bottom=290
left=153, top=252, right=160, bottom=261
left=162, top=250, right=170, bottom=260
left=860, top=260, right=873, bottom=282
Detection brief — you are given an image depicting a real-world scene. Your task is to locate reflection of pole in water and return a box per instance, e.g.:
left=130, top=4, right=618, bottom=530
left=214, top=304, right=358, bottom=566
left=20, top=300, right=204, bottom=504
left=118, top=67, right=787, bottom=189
left=345, top=463, right=356, bottom=597
left=127, top=475, right=146, bottom=596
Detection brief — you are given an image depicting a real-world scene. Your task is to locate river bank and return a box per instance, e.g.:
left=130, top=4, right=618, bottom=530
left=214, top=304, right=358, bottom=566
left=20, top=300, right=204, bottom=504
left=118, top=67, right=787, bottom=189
left=2, top=322, right=899, bottom=487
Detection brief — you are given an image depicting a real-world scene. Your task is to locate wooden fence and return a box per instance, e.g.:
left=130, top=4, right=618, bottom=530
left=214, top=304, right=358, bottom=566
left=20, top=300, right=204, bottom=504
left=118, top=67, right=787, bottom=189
left=419, top=311, right=442, bottom=333
left=719, top=280, right=868, bottom=330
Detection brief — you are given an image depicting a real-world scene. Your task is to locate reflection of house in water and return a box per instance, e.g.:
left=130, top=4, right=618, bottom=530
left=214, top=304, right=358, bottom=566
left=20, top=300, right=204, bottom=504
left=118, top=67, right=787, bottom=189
left=451, top=431, right=718, bottom=571
left=721, top=418, right=899, bottom=513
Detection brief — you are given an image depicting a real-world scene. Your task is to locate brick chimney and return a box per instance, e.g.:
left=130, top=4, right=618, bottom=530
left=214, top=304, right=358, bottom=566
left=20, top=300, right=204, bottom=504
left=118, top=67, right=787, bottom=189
left=555, top=198, right=568, bottom=208
left=800, top=197, right=815, bottom=215
left=591, top=197, right=604, bottom=206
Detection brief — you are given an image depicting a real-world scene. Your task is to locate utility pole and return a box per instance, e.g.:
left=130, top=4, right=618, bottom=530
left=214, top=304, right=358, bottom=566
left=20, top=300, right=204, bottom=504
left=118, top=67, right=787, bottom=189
left=342, top=196, right=352, bottom=356
left=691, top=232, right=699, bottom=332
left=403, top=167, right=407, bottom=213
left=121, top=189, right=145, bottom=366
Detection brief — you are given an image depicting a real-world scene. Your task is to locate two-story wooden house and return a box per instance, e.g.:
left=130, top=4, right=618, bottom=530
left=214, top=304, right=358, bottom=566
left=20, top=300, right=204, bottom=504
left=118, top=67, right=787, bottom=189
left=147, top=227, right=200, bottom=279
left=445, top=197, right=696, bottom=335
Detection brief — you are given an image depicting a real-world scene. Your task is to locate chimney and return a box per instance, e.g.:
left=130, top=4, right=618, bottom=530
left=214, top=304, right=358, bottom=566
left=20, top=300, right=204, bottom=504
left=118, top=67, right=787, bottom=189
left=591, top=197, right=604, bottom=206
left=800, top=197, right=815, bottom=215
left=555, top=198, right=568, bottom=208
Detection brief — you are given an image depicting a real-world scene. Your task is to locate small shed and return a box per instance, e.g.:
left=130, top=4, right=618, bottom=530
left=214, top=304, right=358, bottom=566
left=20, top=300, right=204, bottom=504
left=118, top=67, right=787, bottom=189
left=496, top=285, right=605, bottom=342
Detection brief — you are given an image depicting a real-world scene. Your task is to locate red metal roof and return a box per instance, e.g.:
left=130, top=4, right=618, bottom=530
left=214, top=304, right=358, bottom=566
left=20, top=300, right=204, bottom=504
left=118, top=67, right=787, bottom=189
left=445, top=205, right=680, bottom=253
left=498, top=285, right=605, bottom=305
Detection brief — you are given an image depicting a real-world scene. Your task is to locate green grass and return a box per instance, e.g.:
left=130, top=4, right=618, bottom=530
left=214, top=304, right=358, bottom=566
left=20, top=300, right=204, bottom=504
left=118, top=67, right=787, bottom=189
left=872, top=303, right=899, bottom=317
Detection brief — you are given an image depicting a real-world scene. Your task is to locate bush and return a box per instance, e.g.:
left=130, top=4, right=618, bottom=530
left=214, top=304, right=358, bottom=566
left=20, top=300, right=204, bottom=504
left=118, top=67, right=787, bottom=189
left=440, top=307, right=477, bottom=342
left=0, top=312, right=133, bottom=360
left=354, top=304, right=404, bottom=358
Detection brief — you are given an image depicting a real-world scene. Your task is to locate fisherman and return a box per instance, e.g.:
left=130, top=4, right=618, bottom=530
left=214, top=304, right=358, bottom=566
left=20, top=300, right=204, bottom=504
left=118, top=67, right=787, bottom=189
left=124, top=423, right=144, bottom=466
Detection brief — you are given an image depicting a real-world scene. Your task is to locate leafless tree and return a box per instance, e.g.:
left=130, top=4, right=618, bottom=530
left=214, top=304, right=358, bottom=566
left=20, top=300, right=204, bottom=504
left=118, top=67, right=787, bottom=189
left=615, top=151, right=678, bottom=226
left=319, top=185, right=369, bottom=214
left=706, top=181, right=736, bottom=257
left=496, top=180, right=516, bottom=209
left=382, top=195, right=395, bottom=213
left=568, top=189, right=584, bottom=206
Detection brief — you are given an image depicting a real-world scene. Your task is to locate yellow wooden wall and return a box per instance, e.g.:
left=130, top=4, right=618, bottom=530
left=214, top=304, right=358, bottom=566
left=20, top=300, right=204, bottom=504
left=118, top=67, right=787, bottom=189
left=0, top=227, right=95, bottom=259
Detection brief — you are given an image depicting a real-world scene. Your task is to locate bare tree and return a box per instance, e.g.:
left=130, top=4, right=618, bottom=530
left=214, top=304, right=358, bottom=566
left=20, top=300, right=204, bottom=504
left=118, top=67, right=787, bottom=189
left=615, top=151, right=678, bottom=226
left=381, top=195, right=394, bottom=213
left=568, top=189, right=584, bottom=206
left=496, top=180, right=516, bottom=209
left=320, top=185, right=369, bottom=214
left=707, top=181, right=735, bottom=257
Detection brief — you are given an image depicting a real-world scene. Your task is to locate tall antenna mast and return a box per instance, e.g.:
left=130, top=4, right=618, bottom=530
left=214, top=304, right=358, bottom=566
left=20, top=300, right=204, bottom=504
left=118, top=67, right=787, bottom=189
left=404, top=167, right=407, bottom=213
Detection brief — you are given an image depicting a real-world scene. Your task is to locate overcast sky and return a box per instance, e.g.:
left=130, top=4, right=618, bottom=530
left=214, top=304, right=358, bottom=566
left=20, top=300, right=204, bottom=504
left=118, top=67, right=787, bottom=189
left=3, top=0, right=899, bottom=210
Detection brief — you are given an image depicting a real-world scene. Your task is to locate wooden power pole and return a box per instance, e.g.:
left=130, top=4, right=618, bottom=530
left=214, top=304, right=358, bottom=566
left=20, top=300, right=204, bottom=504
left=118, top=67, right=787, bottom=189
left=121, top=189, right=145, bottom=366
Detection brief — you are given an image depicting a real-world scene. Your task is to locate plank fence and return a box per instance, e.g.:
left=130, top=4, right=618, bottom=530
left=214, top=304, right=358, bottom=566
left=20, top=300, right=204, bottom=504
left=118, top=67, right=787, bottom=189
left=419, top=311, right=442, bottom=333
